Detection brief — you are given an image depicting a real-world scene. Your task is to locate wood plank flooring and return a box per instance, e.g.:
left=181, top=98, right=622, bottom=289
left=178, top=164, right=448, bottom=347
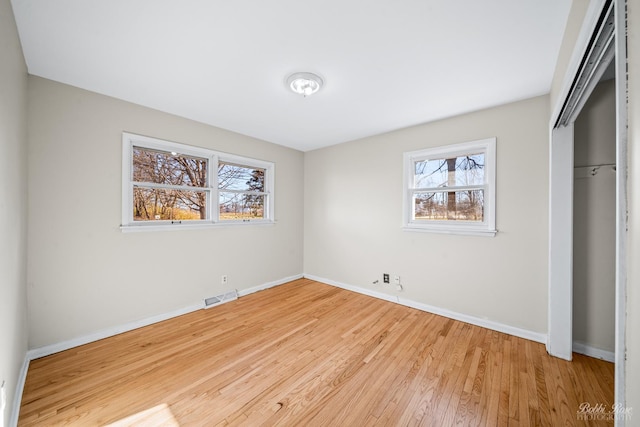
left=19, top=278, right=614, bottom=426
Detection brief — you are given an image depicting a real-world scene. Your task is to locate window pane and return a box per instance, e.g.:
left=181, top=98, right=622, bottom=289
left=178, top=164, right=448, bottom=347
left=414, top=190, right=484, bottom=221
left=219, top=192, right=265, bottom=220
left=218, top=162, right=265, bottom=192
left=133, top=187, right=208, bottom=221
left=133, top=147, right=208, bottom=187
left=414, top=153, right=485, bottom=188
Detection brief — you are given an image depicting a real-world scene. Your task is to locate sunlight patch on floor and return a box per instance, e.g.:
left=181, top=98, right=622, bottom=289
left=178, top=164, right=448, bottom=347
left=105, top=403, right=179, bottom=427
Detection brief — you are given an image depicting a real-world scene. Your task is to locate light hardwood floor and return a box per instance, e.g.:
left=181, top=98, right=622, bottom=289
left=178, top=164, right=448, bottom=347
left=19, top=278, right=614, bottom=426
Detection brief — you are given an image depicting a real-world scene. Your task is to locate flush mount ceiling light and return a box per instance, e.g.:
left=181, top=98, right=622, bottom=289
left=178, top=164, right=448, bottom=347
left=286, top=72, right=323, bottom=97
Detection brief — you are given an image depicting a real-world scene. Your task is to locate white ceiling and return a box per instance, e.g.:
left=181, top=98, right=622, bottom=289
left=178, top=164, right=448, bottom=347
left=11, top=0, right=572, bottom=152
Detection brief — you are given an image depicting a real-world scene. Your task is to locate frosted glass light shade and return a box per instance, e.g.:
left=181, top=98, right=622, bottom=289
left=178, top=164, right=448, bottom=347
left=287, top=72, right=323, bottom=97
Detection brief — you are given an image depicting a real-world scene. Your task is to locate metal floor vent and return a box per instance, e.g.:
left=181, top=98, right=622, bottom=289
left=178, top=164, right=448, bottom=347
left=204, top=290, right=238, bottom=309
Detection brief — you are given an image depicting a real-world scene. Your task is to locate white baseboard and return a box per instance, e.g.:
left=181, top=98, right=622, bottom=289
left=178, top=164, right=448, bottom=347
left=304, top=274, right=399, bottom=304
left=304, top=274, right=547, bottom=345
left=9, top=355, right=30, bottom=427
left=27, top=302, right=205, bottom=360
left=398, top=297, right=547, bottom=344
left=573, top=341, right=615, bottom=362
left=237, top=274, right=303, bottom=297
left=27, top=274, right=303, bottom=360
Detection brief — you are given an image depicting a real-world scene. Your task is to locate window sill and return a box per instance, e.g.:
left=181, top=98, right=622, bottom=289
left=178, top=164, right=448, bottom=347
left=121, top=220, right=276, bottom=233
left=402, top=226, right=497, bottom=237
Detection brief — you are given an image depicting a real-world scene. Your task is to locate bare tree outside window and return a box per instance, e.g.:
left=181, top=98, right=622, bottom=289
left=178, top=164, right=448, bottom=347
left=403, top=138, right=496, bottom=235
left=218, top=162, right=266, bottom=220
left=132, top=148, right=208, bottom=221
left=123, top=133, right=275, bottom=228
left=132, top=149, right=268, bottom=222
left=413, top=153, right=485, bottom=221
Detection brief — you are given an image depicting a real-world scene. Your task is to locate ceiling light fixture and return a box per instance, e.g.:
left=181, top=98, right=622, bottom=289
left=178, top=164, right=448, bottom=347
left=287, top=72, right=323, bottom=97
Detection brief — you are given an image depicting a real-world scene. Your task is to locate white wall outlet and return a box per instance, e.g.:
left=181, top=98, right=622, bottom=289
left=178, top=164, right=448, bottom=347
left=221, top=275, right=228, bottom=285
left=393, top=275, right=401, bottom=285
left=395, top=284, right=403, bottom=291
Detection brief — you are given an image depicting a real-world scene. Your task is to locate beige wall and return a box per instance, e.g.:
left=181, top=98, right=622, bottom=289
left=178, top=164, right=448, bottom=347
left=304, top=96, right=550, bottom=334
left=0, top=0, right=29, bottom=424
left=626, top=0, right=640, bottom=417
left=27, top=77, right=304, bottom=348
left=574, top=79, right=617, bottom=167
left=12, top=0, right=640, bottom=418
left=573, top=79, right=616, bottom=353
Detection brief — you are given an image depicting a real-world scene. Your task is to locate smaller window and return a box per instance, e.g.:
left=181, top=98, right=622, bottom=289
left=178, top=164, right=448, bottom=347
left=218, top=161, right=267, bottom=221
left=403, top=138, right=496, bottom=236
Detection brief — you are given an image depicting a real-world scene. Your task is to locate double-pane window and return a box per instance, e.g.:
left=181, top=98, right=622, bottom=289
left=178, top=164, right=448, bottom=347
left=218, top=162, right=267, bottom=221
left=122, top=133, right=274, bottom=230
left=403, top=138, right=496, bottom=236
left=132, top=147, right=210, bottom=222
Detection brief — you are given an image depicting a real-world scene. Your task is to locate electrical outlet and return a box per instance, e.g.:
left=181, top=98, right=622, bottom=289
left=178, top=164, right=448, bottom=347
left=394, top=275, right=401, bottom=285
left=221, top=275, right=228, bottom=285
left=383, top=273, right=389, bottom=283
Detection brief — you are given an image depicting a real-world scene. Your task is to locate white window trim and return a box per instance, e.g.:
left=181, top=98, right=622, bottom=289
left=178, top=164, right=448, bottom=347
left=121, top=132, right=275, bottom=232
left=402, top=138, right=497, bottom=237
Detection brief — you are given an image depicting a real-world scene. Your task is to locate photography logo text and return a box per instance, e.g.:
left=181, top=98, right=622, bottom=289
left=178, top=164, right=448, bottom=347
left=577, top=402, right=632, bottom=421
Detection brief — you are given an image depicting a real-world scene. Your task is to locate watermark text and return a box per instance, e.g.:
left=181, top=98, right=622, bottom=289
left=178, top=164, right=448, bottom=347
left=577, top=402, right=632, bottom=421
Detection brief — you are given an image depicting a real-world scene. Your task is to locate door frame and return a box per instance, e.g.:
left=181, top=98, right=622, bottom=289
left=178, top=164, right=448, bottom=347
left=547, top=0, right=627, bottom=419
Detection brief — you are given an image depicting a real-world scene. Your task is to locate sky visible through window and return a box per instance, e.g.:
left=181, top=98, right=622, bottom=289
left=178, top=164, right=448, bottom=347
left=131, top=148, right=265, bottom=221
left=413, top=153, right=485, bottom=221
